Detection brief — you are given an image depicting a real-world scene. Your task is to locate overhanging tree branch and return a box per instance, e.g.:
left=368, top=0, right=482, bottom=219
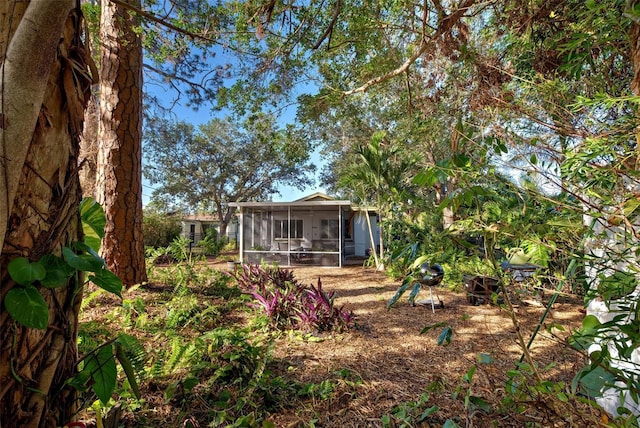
left=344, top=0, right=477, bottom=95
left=109, top=0, right=221, bottom=43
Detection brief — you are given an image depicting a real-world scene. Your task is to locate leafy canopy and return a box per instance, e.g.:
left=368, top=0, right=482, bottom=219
left=144, top=113, right=315, bottom=212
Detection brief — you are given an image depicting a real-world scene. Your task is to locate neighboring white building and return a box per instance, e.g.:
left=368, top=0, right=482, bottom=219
left=229, top=193, right=379, bottom=267
left=180, top=213, right=239, bottom=244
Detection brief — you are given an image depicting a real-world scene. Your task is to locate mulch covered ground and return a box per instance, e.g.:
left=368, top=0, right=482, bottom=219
left=80, top=261, right=598, bottom=427
left=264, top=265, right=595, bottom=427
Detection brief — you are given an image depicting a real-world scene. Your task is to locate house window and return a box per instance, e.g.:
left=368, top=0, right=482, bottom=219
left=320, top=219, right=339, bottom=239
left=274, top=219, right=303, bottom=239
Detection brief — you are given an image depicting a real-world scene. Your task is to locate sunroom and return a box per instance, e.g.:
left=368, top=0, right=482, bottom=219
left=230, top=193, right=376, bottom=267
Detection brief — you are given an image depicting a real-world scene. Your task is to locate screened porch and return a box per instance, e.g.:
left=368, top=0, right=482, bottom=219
left=230, top=199, right=354, bottom=267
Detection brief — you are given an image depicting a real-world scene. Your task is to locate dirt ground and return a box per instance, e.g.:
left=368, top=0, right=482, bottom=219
left=258, top=264, right=594, bottom=427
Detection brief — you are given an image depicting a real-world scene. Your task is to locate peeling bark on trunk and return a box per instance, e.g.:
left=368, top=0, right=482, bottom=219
left=96, top=0, right=147, bottom=287
left=0, top=3, right=93, bottom=427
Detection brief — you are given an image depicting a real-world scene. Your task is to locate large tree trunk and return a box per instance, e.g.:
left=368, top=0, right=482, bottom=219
left=79, top=94, right=99, bottom=197
left=96, top=0, right=147, bottom=287
left=0, top=2, right=93, bottom=427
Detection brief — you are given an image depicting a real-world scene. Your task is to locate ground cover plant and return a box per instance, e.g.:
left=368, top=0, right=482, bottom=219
left=76, top=255, right=612, bottom=427
left=233, top=263, right=356, bottom=332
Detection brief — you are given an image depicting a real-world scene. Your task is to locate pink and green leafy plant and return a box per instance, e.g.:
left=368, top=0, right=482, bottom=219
left=233, top=264, right=355, bottom=332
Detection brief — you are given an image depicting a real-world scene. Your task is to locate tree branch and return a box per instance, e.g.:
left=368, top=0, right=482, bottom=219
left=313, top=0, right=342, bottom=50
left=109, top=0, right=220, bottom=43
left=343, top=0, right=477, bottom=95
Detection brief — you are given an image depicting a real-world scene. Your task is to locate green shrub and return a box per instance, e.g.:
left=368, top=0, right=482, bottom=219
left=143, top=210, right=182, bottom=248
left=197, top=227, right=226, bottom=256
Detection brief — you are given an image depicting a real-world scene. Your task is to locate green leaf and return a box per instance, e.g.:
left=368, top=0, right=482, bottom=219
left=89, top=269, right=123, bottom=298
left=598, top=271, right=637, bottom=300
left=8, top=257, right=46, bottom=286
left=407, top=282, right=422, bottom=305
left=387, top=277, right=413, bottom=308
left=115, top=342, right=140, bottom=399
left=39, top=254, right=74, bottom=288
left=581, top=314, right=602, bottom=331
left=468, top=395, right=490, bottom=412
left=62, top=246, right=104, bottom=273
left=85, top=344, right=117, bottom=405
left=437, top=326, right=453, bottom=346
left=477, top=353, right=494, bottom=364
left=65, top=369, right=92, bottom=392
left=573, top=365, right=615, bottom=398
left=418, top=405, right=439, bottom=421
left=463, top=365, right=477, bottom=382
left=443, top=419, right=460, bottom=428
left=623, top=198, right=640, bottom=217
left=80, top=198, right=106, bottom=252
left=420, top=321, right=448, bottom=334
left=412, top=169, right=439, bottom=187
left=452, top=154, right=471, bottom=168
left=4, top=286, right=49, bottom=329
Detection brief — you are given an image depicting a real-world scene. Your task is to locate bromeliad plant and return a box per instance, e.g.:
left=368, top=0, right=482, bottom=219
left=233, top=264, right=355, bottom=332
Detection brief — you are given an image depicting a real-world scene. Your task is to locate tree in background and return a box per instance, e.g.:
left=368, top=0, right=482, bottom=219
left=144, top=113, right=315, bottom=238
left=0, top=3, right=94, bottom=426
left=96, top=0, right=147, bottom=287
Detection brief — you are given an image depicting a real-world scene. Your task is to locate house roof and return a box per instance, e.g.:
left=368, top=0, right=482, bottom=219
left=294, top=192, right=334, bottom=202
left=229, top=192, right=351, bottom=209
left=181, top=214, right=219, bottom=222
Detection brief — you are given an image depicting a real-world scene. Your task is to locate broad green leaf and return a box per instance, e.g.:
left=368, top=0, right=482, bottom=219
left=85, top=344, right=117, bottom=405
left=72, top=241, right=105, bottom=266
left=573, top=365, right=615, bottom=398
left=452, top=154, right=471, bottom=168
left=62, top=246, right=104, bottom=273
left=4, top=286, right=49, bottom=329
left=437, top=326, right=453, bottom=346
left=39, top=254, right=74, bottom=288
left=410, top=254, right=430, bottom=270
left=623, top=198, right=640, bottom=217
left=80, top=198, right=106, bottom=252
left=8, top=257, right=46, bottom=286
left=89, top=269, right=123, bottom=298
left=581, top=314, right=602, bottom=330
left=412, top=169, right=439, bottom=187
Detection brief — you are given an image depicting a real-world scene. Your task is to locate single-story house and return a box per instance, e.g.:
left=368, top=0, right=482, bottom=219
left=229, top=193, right=379, bottom=267
left=180, top=214, right=238, bottom=244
